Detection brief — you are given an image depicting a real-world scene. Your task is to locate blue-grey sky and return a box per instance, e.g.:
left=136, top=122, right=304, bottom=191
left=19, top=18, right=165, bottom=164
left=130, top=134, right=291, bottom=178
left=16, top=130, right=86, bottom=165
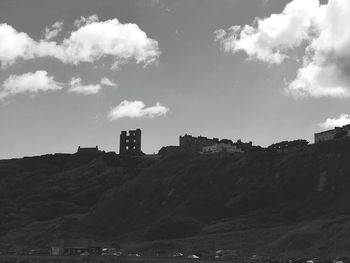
left=1, top=0, right=350, bottom=159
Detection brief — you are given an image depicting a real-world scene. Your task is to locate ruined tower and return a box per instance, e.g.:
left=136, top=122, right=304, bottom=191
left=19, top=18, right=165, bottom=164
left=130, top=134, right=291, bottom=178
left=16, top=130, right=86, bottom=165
left=119, top=129, right=142, bottom=155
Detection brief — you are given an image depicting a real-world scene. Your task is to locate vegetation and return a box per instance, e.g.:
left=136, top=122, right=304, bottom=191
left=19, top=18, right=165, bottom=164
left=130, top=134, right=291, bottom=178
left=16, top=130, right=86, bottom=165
left=2, top=138, right=350, bottom=256
left=144, top=216, right=202, bottom=240
left=267, top=139, right=309, bottom=152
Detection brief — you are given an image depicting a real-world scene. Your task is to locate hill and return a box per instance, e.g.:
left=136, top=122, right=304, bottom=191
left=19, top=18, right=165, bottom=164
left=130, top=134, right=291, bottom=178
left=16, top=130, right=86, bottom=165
left=1, top=138, right=350, bottom=256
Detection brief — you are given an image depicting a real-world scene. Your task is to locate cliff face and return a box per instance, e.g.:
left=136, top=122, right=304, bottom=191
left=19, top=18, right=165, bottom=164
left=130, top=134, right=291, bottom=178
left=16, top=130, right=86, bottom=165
left=2, top=139, right=350, bottom=256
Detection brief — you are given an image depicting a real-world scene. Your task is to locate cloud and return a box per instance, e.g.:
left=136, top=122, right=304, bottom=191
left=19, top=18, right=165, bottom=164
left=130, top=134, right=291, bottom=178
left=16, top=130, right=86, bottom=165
left=100, top=77, right=117, bottom=87
left=0, top=70, right=63, bottom=100
left=0, top=23, right=36, bottom=66
left=0, top=15, right=161, bottom=68
left=68, top=77, right=102, bottom=95
left=44, top=21, right=64, bottom=40
left=68, top=76, right=117, bottom=95
left=62, top=16, right=161, bottom=66
left=213, top=29, right=226, bottom=42
left=73, top=14, right=98, bottom=28
left=215, top=0, right=318, bottom=64
left=320, top=114, right=350, bottom=129
left=108, top=100, right=169, bottom=120
left=287, top=63, right=350, bottom=98
left=215, top=0, right=350, bottom=98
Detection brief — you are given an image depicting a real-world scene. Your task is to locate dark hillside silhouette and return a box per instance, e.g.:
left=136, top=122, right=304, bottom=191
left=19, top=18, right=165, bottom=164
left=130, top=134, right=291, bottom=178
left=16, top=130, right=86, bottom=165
left=1, top=138, right=350, bottom=256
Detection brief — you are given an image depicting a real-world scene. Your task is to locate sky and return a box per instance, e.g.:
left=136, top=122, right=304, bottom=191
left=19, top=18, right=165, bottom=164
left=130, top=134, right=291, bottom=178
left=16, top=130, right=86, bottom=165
left=1, top=0, right=350, bottom=159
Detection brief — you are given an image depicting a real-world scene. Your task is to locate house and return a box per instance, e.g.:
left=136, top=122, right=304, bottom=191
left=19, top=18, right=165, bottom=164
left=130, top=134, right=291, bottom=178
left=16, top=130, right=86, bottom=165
left=315, top=124, right=350, bottom=143
left=202, top=143, right=243, bottom=154
left=50, top=239, right=111, bottom=256
left=179, top=134, right=219, bottom=153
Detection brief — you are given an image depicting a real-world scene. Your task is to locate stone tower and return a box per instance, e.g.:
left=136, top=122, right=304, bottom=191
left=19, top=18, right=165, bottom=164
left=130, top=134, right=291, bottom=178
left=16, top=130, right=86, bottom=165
left=119, top=129, right=142, bottom=155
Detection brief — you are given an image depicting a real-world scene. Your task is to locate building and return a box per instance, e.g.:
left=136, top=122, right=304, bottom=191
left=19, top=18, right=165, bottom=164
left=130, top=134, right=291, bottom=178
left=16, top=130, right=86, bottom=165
left=234, top=139, right=253, bottom=152
left=77, top=146, right=99, bottom=154
left=315, top=124, right=350, bottom=143
left=179, top=134, right=219, bottom=153
left=202, top=143, right=243, bottom=154
left=179, top=134, right=254, bottom=153
left=50, top=239, right=111, bottom=256
left=119, top=129, right=142, bottom=155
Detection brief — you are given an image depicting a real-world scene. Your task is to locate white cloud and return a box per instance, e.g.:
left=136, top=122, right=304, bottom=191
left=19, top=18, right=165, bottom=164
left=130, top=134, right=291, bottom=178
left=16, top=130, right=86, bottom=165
left=215, top=0, right=318, bottom=64
left=44, top=21, right=64, bottom=40
left=320, top=114, right=350, bottom=129
left=68, top=77, right=102, bottom=95
left=0, top=15, right=160, bottom=68
left=108, top=100, right=169, bottom=120
left=213, top=29, right=226, bottom=42
left=73, top=14, right=99, bottom=28
left=0, top=24, right=36, bottom=66
left=100, top=77, right=116, bottom=87
left=287, top=63, right=350, bottom=98
left=68, top=76, right=117, bottom=95
left=1, top=73, right=118, bottom=99
left=0, top=70, right=63, bottom=100
left=215, top=0, right=350, bottom=98
left=61, top=16, right=160, bottom=66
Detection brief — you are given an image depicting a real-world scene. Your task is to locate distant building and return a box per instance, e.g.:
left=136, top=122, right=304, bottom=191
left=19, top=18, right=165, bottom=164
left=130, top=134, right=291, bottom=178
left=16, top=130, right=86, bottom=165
left=77, top=146, right=99, bottom=154
left=234, top=139, right=253, bottom=152
left=49, top=239, right=111, bottom=256
left=179, top=134, right=219, bottom=153
left=119, top=129, right=142, bottom=155
left=202, top=143, right=243, bottom=154
left=179, top=134, right=254, bottom=153
left=315, top=124, right=350, bottom=143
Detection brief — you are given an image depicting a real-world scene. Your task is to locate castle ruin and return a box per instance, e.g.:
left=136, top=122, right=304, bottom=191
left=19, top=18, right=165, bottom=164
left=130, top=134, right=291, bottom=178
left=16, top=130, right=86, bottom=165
left=179, top=134, right=219, bottom=153
left=119, top=129, right=142, bottom=155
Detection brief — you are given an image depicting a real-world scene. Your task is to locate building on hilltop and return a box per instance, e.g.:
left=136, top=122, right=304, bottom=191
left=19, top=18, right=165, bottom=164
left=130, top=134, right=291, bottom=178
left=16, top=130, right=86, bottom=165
left=202, top=143, right=243, bottom=154
left=119, top=128, right=142, bottom=155
left=234, top=139, right=253, bottom=152
left=179, top=134, right=219, bottom=153
left=77, top=146, right=100, bottom=154
left=179, top=134, right=254, bottom=153
left=315, top=124, right=350, bottom=143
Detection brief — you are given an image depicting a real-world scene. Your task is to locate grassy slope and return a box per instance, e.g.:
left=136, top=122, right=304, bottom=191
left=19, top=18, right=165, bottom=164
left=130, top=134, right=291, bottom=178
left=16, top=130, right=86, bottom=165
left=2, top=139, right=350, bottom=256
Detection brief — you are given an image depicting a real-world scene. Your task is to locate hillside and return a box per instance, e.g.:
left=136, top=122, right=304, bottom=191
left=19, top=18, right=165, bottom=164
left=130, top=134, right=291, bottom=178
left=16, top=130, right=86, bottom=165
left=2, top=139, right=350, bottom=256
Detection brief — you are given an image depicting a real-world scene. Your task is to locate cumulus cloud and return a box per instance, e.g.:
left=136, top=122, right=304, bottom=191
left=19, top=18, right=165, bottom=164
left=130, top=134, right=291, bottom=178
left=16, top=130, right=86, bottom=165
left=68, top=76, right=117, bottom=95
left=100, top=77, right=117, bottom=87
left=320, top=114, right=350, bottom=129
left=0, top=15, right=160, bottom=68
left=215, top=0, right=350, bottom=98
left=214, top=29, right=226, bottom=42
left=215, top=0, right=318, bottom=64
left=44, top=21, right=64, bottom=40
left=108, top=100, right=169, bottom=120
left=0, top=24, right=36, bottom=66
left=0, top=70, right=63, bottom=100
left=73, top=14, right=98, bottom=28
left=68, top=77, right=102, bottom=95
